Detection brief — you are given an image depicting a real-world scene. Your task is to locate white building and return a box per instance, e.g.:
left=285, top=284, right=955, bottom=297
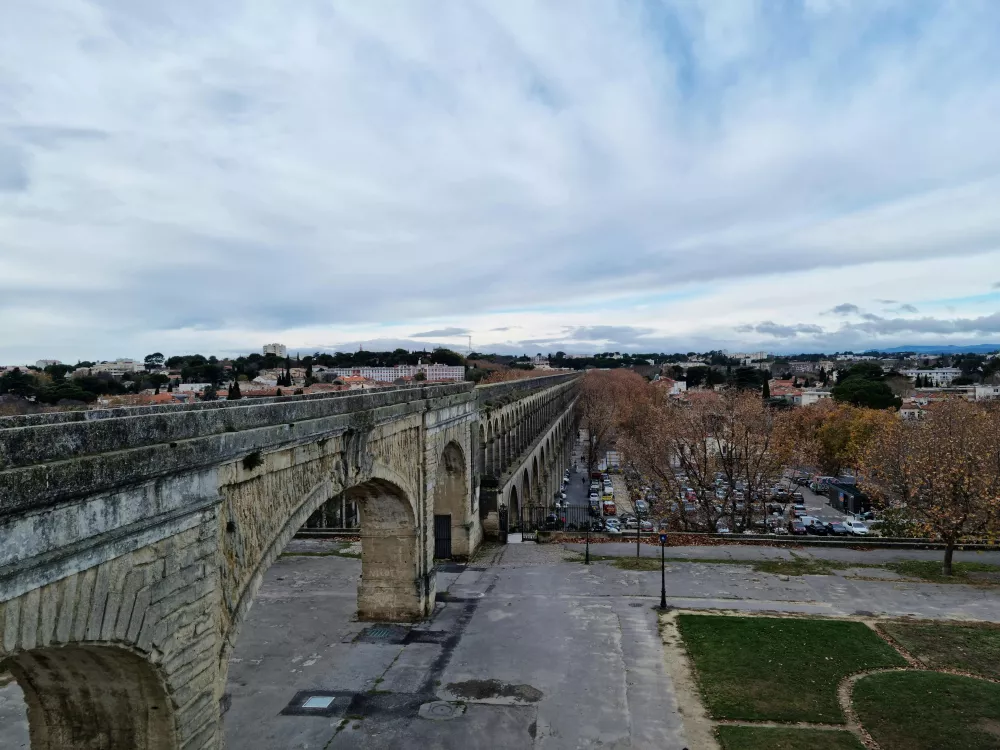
left=731, top=351, right=769, bottom=365
left=327, top=364, right=465, bottom=383
left=902, top=368, right=963, bottom=386
left=76, top=359, right=145, bottom=378
left=263, top=343, right=287, bottom=357
left=35, top=359, right=61, bottom=368
left=798, top=390, right=832, bottom=407
left=176, top=383, right=213, bottom=393
left=975, top=385, right=1000, bottom=401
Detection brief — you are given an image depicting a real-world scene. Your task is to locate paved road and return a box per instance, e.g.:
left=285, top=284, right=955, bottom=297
left=793, top=480, right=851, bottom=525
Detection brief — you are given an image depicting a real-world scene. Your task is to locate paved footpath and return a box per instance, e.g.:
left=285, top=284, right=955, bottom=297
left=4, top=537, right=999, bottom=749
left=564, top=542, right=1000, bottom=621
left=565, top=541, right=1000, bottom=565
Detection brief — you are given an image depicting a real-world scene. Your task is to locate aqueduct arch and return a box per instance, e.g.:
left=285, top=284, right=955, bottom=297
left=433, top=441, right=470, bottom=559
left=3, top=645, right=175, bottom=750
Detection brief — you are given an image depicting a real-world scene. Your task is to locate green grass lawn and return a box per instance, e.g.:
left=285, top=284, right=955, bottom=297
left=676, top=614, right=906, bottom=723
left=854, top=671, right=1000, bottom=750
left=882, top=621, right=1000, bottom=680
left=716, top=726, right=866, bottom=750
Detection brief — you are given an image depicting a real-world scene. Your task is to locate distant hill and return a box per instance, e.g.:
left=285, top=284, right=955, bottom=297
left=876, top=344, right=1000, bottom=355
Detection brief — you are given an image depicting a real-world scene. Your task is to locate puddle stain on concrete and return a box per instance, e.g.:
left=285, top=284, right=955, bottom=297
left=446, top=679, right=543, bottom=703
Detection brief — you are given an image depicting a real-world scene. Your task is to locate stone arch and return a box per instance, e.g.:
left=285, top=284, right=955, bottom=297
left=434, top=441, right=469, bottom=558
left=478, top=423, right=487, bottom=476
left=530, top=456, right=539, bottom=505
left=2, top=644, right=175, bottom=750
left=521, top=468, right=531, bottom=509
left=507, top=484, right=520, bottom=529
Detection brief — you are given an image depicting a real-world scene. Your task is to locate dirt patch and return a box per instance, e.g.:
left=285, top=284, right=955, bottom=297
left=658, top=611, right=720, bottom=750
left=979, top=718, right=1000, bottom=738
left=446, top=679, right=542, bottom=703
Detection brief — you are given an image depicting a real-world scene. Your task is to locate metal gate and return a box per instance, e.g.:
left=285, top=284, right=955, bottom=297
left=434, top=514, right=452, bottom=558
left=498, top=505, right=509, bottom=544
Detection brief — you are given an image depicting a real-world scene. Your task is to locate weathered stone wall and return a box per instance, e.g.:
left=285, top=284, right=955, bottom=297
left=0, top=375, right=570, bottom=748
left=0, top=512, right=224, bottom=749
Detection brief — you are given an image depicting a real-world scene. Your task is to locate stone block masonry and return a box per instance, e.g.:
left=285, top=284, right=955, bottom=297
left=0, top=374, right=578, bottom=749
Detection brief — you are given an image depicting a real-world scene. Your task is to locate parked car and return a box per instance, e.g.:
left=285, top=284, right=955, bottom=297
left=826, top=522, right=849, bottom=536
left=843, top=519, right=869, bottom=536
left=806, top=521, right=829, bottom=536
left=788, top=520, right=807, bottom=535
left=635, top=499, right=648, bottom=515
left=716, top=521, right=731, bottom=534
left=793, top=503, right=806, bottom=511
left=640, top=519, right=654, bottom=531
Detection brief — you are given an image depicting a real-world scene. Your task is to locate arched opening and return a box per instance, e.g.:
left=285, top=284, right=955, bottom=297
left=531, top=455, right=539, bottom=506
left=2, top=645, right=175, bottom=750
left=507, top=484, right=520, bottom=530
left=478, top=424, right=487, bottom=477
left=221, top=472, right=427, bottom=748
left=433, top=442, right=469, bottom=559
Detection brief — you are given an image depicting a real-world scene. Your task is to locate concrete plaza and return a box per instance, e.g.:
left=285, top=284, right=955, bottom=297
left=3, top=538, right=1000, bottom=749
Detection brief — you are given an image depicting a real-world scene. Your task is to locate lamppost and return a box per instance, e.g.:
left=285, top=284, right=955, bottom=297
left=585, top=509, right=591, bottom=564
left=659, top=533, right=668, bottom=610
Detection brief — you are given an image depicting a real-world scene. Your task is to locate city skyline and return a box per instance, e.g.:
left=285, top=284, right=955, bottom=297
left=3, top=2, right=1000, bottom=362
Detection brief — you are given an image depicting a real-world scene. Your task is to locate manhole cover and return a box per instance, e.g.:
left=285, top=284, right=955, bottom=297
left=418, top=701, right=467, bottom=721
left=628, top=602, right=645, bottom=608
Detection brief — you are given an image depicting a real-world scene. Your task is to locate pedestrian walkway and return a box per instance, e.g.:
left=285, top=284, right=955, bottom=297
left=563, top=542, right=1000, bottom=565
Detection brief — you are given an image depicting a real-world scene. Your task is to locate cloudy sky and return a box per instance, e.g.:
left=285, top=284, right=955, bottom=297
left=3, top=0, right=1000, bottom=363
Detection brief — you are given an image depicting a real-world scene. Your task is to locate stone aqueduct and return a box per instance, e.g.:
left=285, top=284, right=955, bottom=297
left=0, top=373, right=579, bottom=749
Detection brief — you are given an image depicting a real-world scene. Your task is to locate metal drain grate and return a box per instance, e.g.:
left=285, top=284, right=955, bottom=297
left=355, top=624, right=409, bottom=644
left=628, top=602, right=645, bottom=608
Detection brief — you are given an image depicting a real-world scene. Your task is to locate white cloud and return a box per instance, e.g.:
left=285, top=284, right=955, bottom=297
left=1, top=1, right=1000, bottom=362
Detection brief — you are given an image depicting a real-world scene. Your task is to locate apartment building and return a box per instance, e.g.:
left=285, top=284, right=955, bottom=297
left=326, top=364, right=465, bottom=382
left=901, top=368, right=963, bottom=386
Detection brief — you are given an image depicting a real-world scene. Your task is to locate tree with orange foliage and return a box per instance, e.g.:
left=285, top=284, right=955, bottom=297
left=577, top=369, right=650, bottom=477
left=784, top=399, right=887, bottom=478
left=621, top=390, right=792, bottom=532
left=857, top=399, right=1000, bottom=575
